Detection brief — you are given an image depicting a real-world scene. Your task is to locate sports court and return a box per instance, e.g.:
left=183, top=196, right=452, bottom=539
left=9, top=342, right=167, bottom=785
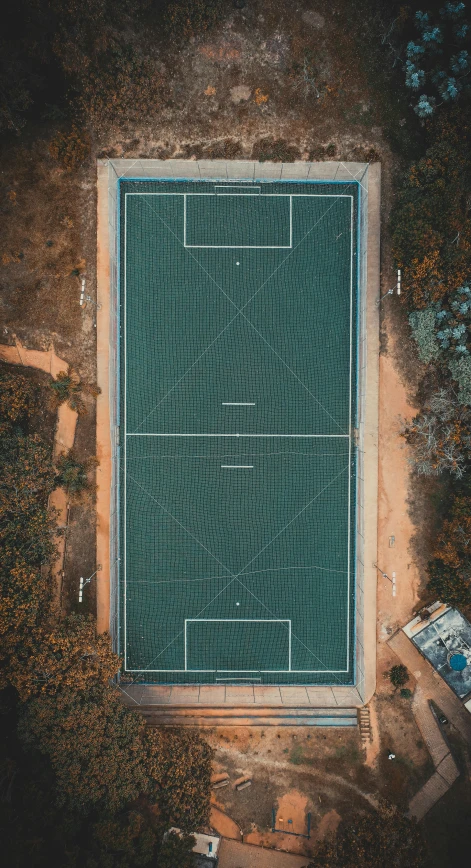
left=118, top=177, right=359, bottom=685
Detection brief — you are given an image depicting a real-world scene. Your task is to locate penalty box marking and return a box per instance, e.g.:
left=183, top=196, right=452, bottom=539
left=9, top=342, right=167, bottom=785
left=184, top=618, right=292, bottom=672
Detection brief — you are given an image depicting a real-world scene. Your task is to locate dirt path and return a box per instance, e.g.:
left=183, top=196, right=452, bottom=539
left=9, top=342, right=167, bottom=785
left=0, top=336, right=71, bottom=379
left=377, top=325, right=421, bottom=674
left=0, top=337, right=78, bottom=611
left=214, top=743, right=379, bottom=809
left=210, top=805, right=242, bottom=840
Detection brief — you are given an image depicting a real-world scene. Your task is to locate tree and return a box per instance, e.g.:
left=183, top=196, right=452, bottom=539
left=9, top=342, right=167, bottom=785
left=424, top=495, right=471, bottom=606
left=18, top=682, right=149, bottom=815
left=428, top=558, right=471, bottom=607
left=309, top=801, right=428, bottom=868
left=145, top=728, right=213, bottom=829
left=87, top=811, right=159, bottom=868
left=49, top=367, right=99, bottom=415
left=403, top=5, right=470, bottom=117
left=0, top=559, right=52, bottom=694
left=0, top=431, right=58, bottom=574
left=9, top=614, right=120, bottom=701
left=403, top=387, right=471, bottom=477
left=434, top=495, right=471, bottom=570
left=0, top=370, right=39, bottom=434
left=391, top=113, right=471, bottom=310
left=55, top=449, right=98, bottom=499
left=157, top=831, right=196, bottom=868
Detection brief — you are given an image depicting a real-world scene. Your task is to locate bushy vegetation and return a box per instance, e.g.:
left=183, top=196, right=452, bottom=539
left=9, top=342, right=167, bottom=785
left=308, top=801, right=427, bottom=868
left=0, top=368, right=211, bottom=866
left=403, top=4, right=470, bottom=117
left=388, top=664, right=410, bottom=689
left=49, top=367, right=100, bottom=415
left=389, top=2, right=471, bottom=613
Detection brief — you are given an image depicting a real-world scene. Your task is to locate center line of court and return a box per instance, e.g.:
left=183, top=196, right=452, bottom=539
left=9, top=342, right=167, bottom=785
left=221, top=465, right=253, bottom=469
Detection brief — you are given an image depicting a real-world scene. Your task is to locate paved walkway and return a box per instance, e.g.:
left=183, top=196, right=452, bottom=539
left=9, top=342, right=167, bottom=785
left=218, top=839, right=310, bottom=868
left=406, top=686, right=459, bottom=821
left=388, top=631, right=468, bottom=820
left=388, top=631, right=471, bottom=743
left=120, top=683, right=363, bottom=708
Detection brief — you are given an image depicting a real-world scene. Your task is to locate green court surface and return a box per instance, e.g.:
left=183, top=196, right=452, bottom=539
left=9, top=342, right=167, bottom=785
left=119, top=179, right=359, bottom=685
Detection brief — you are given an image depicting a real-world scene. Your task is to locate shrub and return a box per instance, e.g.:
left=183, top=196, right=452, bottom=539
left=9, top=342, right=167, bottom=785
left=252, top=138, right=301, bottom=163
left=409, top=308, right=440, bottom=362
left=49, top=367, right=100, bottom=415
left=449, top=355, right=471, bottom=404
left=55, top=449, right=98, bottom=499
left=400, top=688, right=413, bottom=699
left=0, top=371, right=39, bottom=435
left=403, top=5, right=470, bottom=117
left=427, top=558, right=471, bottom=607
left=49, top=126, right=90, bottom=172
left=164, top=0, right=223, bottom=42
left=389, top=664, right=409, bottom=688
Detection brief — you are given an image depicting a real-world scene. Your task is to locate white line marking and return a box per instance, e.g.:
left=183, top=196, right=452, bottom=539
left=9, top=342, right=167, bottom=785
left=221, top=465, right=253, bottom=468
left=126, top=433, right=349, bottom=437
left=222, top=402, right=256, bottom=406
left=122, top=184, right=358, bottom=679
left=185, top=619, right=291, bottom=673
left=183, top=192, right=291, bottom=249
left=214, top=186, right=261, bottom=192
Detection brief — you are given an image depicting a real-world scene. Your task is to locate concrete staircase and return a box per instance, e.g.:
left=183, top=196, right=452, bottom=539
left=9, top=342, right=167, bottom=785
left=358, top=706, right=372, bottom=743
left=138, top=705, right=359, bottom=727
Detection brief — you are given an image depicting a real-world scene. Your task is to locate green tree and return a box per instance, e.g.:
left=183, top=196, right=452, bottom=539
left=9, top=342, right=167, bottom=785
left=309, top=801, right=427, bottom=868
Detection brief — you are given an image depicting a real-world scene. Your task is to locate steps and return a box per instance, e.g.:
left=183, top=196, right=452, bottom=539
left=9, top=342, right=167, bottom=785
left=140, top=705, right=359, bottom=727
left=358, top=706, right=372, bottom=743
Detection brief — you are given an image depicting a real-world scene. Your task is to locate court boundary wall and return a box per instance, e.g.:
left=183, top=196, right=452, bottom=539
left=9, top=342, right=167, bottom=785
left=96, top=160, right=380, bottom=708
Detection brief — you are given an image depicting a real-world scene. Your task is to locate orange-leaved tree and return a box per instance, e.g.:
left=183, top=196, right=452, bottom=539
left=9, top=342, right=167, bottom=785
left=145, top=727, right=213, bottom=829
left=18, top=681, right=149, bottom=815
left=391, top=112, right=471, bottom=310
left=9, top=613, right=119, bottom=701
left=426, top=494, right=471, bottom=607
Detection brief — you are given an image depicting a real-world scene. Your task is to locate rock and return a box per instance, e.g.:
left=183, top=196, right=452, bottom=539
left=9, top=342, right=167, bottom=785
left=230, top=85, right=251, bottom=104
